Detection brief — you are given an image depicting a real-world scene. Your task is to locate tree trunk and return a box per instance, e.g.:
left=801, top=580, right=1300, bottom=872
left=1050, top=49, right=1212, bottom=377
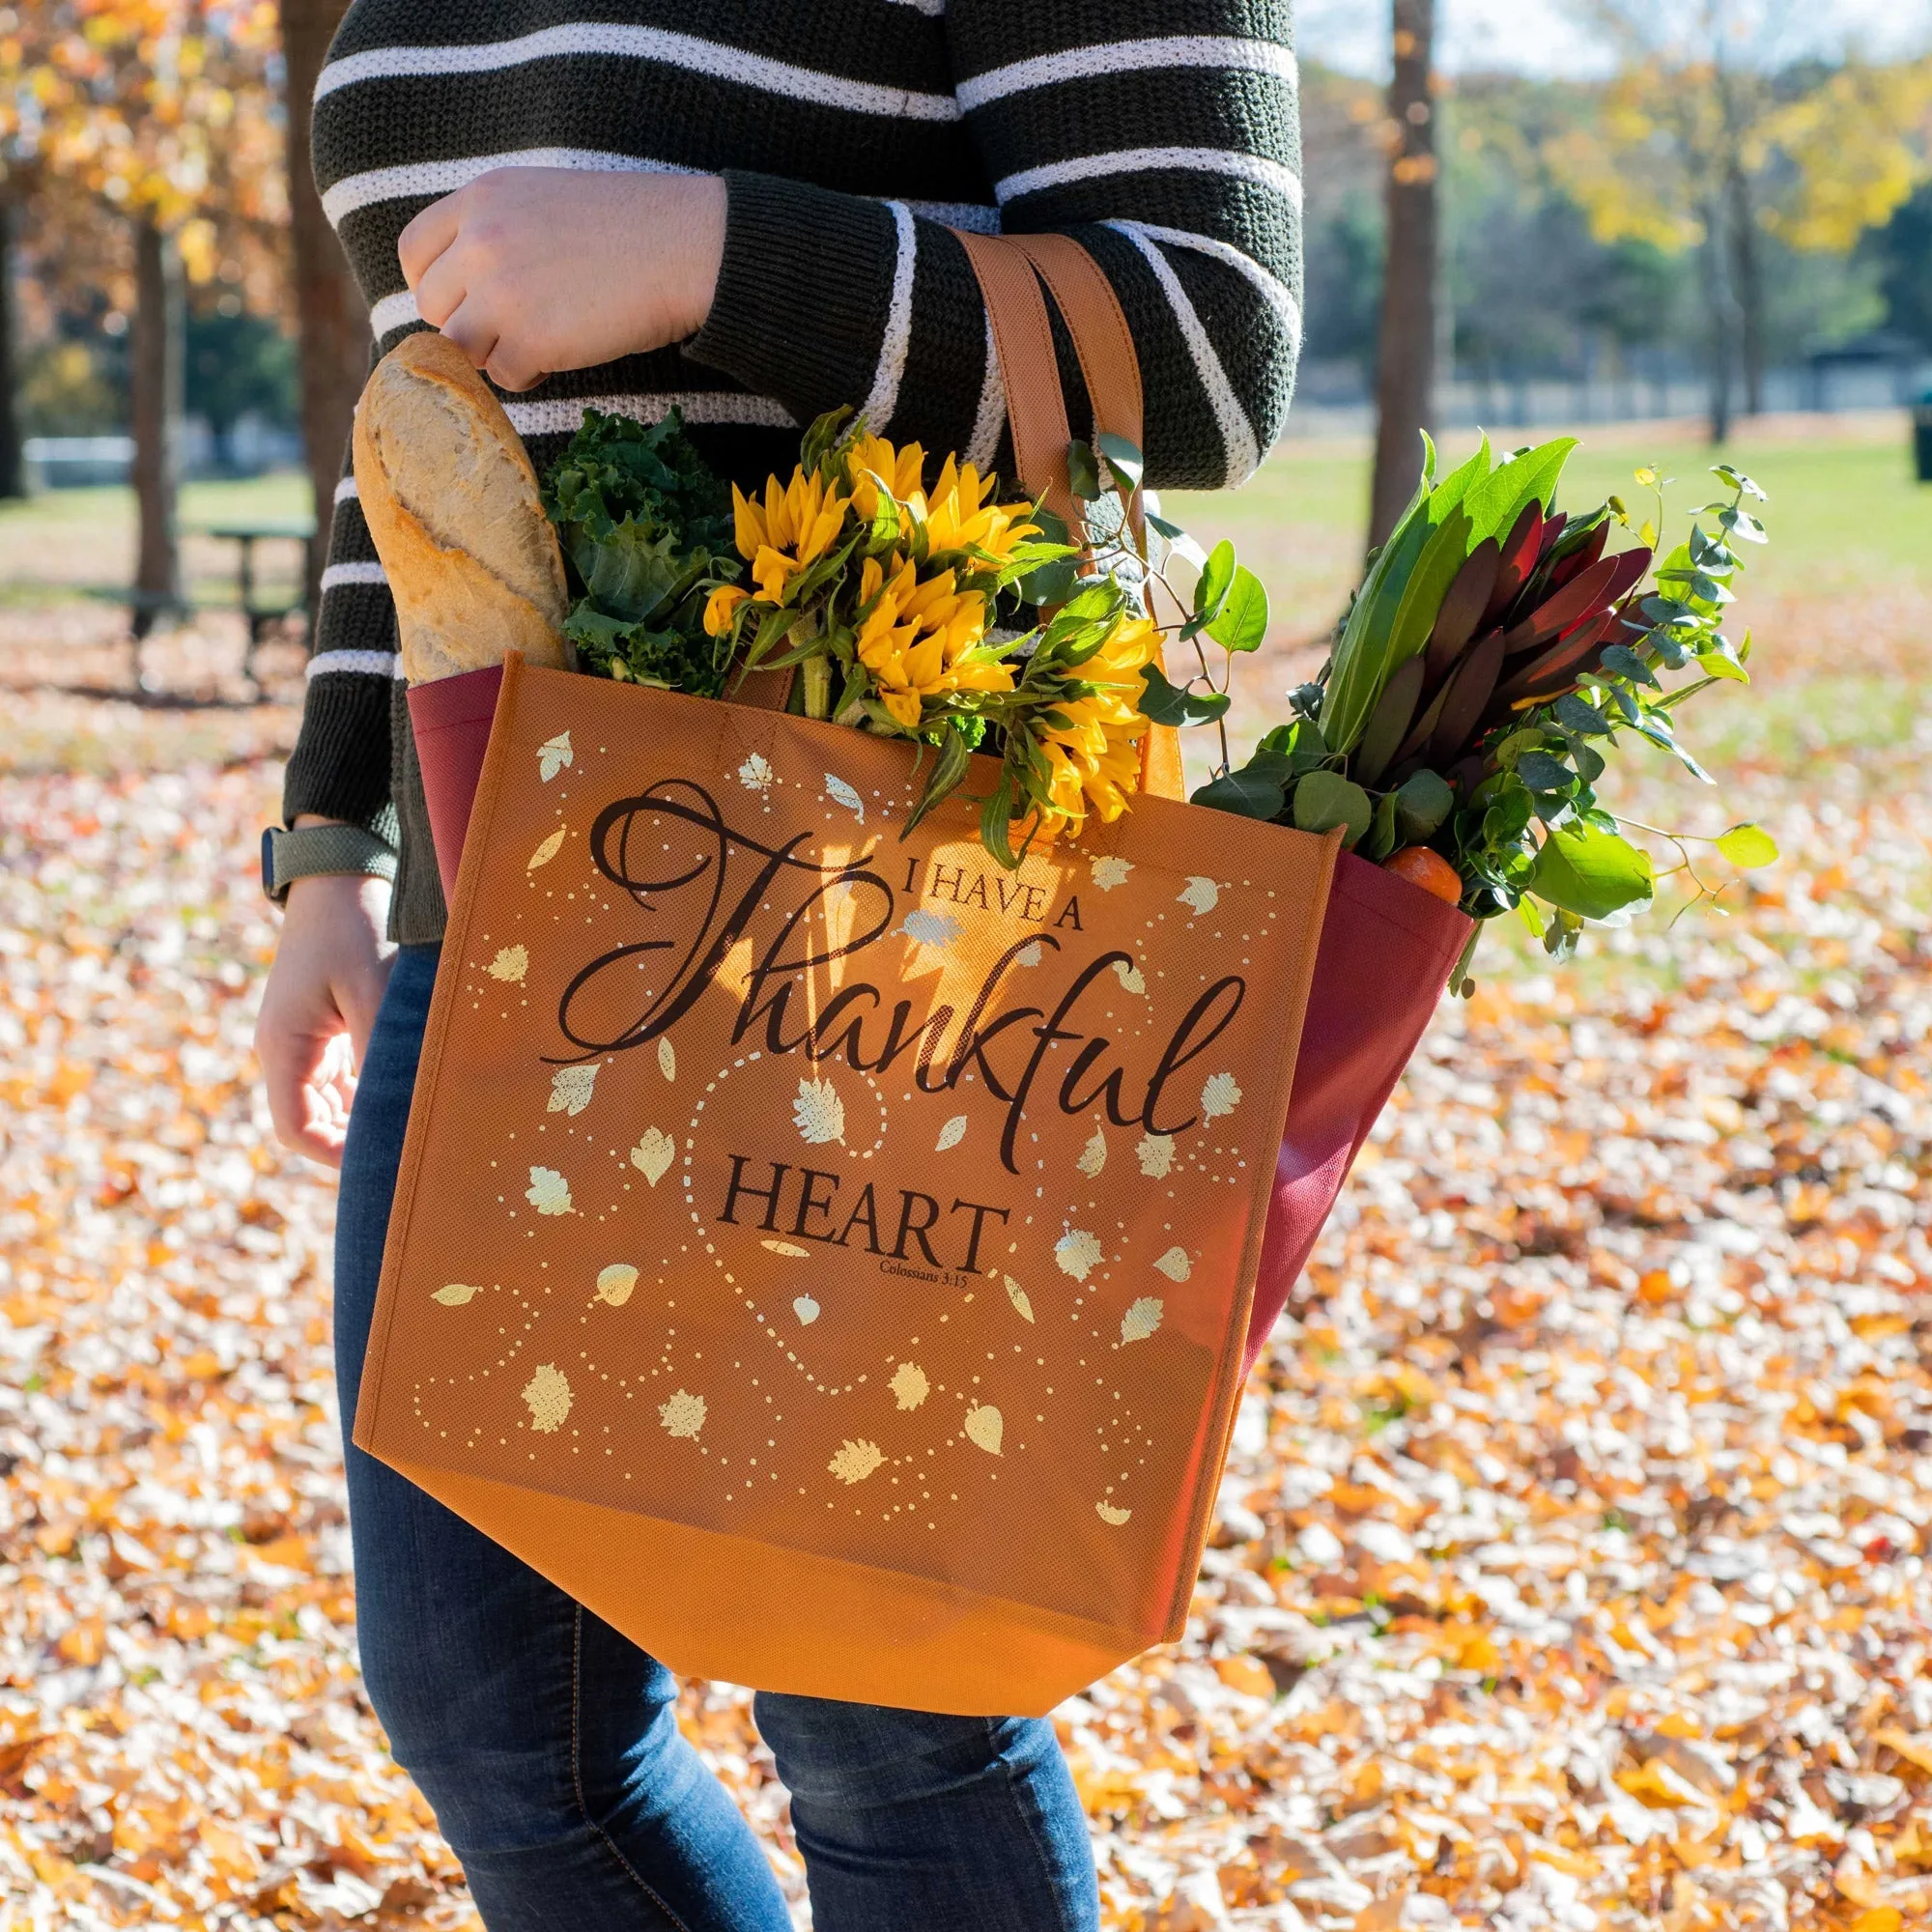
left=280, top=0, right=368, bottom=635
left=1726, top=157, right=1765, bottom=417
left=0, top=199, right=22, bottom=501
left=1700, top=201, right=1735, bottom=445
left=1368, top=0, right=1438, bottom=551
left=130, top=217, right=185, bottom=627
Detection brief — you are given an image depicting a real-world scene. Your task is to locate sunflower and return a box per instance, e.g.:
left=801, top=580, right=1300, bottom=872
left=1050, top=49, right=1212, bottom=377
left=728, top=467, right=851, bottom=606
left=852, top=553, right=1015, bottom=728
left=917, top=454, right=1038, bottom=567
left=1032, top=611, right=1160, bottom=829
left=844, top=433, right=928, bottom=522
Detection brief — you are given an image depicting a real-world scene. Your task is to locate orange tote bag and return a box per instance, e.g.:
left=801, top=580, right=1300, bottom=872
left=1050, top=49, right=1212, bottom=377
left=355, top=240, right=1339, bottom=1717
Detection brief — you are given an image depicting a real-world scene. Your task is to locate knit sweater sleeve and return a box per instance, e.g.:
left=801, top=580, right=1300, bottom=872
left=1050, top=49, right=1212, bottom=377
left=279, top=412, right=399, bottom=837
left=686, top=1, right=1301, bottom=492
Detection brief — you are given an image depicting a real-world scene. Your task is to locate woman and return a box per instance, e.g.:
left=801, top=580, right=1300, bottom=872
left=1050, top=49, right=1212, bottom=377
left=255, top=4, right=1303, bottom=1925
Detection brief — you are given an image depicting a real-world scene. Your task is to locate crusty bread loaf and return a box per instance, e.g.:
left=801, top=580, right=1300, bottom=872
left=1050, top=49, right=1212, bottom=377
left=352, top=331, right=571, bottom=683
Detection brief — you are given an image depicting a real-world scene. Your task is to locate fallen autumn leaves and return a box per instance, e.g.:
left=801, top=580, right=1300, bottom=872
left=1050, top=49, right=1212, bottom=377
left=4, top=623, right=1932, bottom=1929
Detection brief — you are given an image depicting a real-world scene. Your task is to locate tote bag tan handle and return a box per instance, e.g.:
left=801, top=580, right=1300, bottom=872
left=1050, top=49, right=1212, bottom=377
left=952, top=228, right=1183, bottom=801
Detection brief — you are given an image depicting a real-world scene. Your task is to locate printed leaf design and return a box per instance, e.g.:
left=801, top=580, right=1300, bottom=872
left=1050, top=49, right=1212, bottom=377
left=963, top=1404, right=1004, bottom=1456
left=737, top=752, right=774, bottom=791
left=537, top=731, right=573, bottom=781
left=1201, top=1071, right=1242, bottom=1119
left=823, top=773, right=865, bottom=823
left=548, top=1065, right=597, bottom=1116
left=659, top=1389, right=706, bottom=1438
left=935, top=1115, right=968, bottom=1152
left=1096, top=1502, right=1133, bottom=1526
left=792, top=1294, right=820, bottom=1323
left=1179, top=876, right=1221, bottom=915
left=1014, top=941, right=1044, bottom=967
left=1077, top=1128, right=1108, bottom=1178
left=1152, top=1247, right=1193, bottom=1284
left=890, top=1361, right=930, bottom=1409
left=1137, top=1134, right=1176, bottom=1179
left=761, top=1238, right=810, bottom=1260
left=630, top=1128, right=675, bottom=1185
left=432, top=1284, right=482, bottom=1307
left=486, top=945, right=528, bottom=984
left=657, top=1037, right=676, bottom=1082
left=899, top=910, right=961, bottom=948
left=527, top=828, right=566, bottom=871
left=523, top=1364, right=572, bottom=1433
left=1122, top=1296, right=1165, bottom=1344
left=793, top=1075, right=846, bottom=1146
left=595, top=1264, right=638, bottom=1307
left=1112, top=960, right=1147, bottom=995
left=1005, top=1276, right=1035, bottom=1323
left=526, top=1167, right=572, bottom=1215
left=1091, top=856, right=1134, bottom=892
left=828, top=1439, right=884, bottom=1485
left=1055, top=1229, right=1103, bottom=1280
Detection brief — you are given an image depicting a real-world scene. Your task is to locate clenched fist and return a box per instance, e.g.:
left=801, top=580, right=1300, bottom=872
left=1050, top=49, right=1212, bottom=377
left=398, top=167, right=727, bottom=392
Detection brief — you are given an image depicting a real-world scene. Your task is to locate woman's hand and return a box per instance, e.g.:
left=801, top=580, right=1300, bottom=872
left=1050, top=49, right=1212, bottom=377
left=255, top=854, right=397, bottom=1170
left=398, top=168, right=727, bottom=392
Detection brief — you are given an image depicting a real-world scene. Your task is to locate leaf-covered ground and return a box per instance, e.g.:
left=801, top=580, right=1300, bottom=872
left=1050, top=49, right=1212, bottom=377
left=5, top=551, right=1932, bottom=1930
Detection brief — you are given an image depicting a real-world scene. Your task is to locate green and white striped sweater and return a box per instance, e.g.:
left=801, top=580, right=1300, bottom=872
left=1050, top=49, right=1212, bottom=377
left=284, top=0, right=1304, bottom=942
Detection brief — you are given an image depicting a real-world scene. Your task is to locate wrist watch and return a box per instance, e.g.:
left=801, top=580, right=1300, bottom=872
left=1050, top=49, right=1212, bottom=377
left=260, top=823, right=398, bottom=904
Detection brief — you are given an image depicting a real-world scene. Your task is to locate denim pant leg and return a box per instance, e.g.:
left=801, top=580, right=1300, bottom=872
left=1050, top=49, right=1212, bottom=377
left=754, top=1693, right=1099, bottom=1932
left=335, top=947, right=793, bottom=1932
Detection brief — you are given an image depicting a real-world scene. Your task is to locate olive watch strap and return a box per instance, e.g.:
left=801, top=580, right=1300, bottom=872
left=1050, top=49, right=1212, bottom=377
left=261, top=823, right=398, bottom=904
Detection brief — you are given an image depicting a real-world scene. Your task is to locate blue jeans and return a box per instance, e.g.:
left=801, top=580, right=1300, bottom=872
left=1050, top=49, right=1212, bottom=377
left=335, top=947, right=1099, bottom=1932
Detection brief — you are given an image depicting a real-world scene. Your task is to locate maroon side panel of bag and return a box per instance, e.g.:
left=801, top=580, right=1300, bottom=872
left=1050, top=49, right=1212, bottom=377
left=407, top=665, right=505, bottom=906
left=1243, top=855, right=1473, bottom=1375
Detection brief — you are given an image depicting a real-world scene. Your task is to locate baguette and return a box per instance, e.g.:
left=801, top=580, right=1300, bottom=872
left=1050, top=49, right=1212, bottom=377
left=352, top=330, right=571, bottom=683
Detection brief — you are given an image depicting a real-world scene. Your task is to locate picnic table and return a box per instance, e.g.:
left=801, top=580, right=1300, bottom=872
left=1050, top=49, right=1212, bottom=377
left=195, top=518, right=316, bottom=656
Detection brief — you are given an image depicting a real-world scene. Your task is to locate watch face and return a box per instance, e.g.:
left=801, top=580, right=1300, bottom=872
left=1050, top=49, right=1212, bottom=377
left=261, top=826, right=278, bottom=895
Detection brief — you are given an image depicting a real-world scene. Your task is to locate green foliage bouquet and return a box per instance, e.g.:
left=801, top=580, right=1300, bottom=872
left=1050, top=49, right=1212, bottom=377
left=1140, top=436, right=1777, bottom=989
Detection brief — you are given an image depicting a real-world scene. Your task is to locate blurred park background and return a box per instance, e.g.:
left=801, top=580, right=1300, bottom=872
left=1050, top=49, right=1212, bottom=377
left=5, top=5, right=1932, bottom=1930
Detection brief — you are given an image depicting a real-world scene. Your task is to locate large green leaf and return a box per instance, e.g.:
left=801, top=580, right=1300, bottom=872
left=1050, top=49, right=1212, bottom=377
left=1292, top=771, right=1374, bottom=848
left=1383, top=503, right=1476, bottom=673
left=1206, top=565, right=1269, bottom=653
left=1463, top=436, right=1577, bottom=549
left=1527, top=821, right=1653, bottom=921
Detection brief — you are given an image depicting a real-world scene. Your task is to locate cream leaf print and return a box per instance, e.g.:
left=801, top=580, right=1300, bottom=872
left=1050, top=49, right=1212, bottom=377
left=659, top=1389, right=706, bottom=1438
left=1005, top=1276, right=1035, bottom=1323
left=899, top=910, right=960, bottom=948
left=935, top=1115, right=968, bottom=1152
left=1201, top=1071, right=1242, bottom=1119
left=793, top=1075, right=845, bottom=1146
left=595, top=1264, right=638, bottom=1307
left=487, top=945, right=528, bottom=984
left=1136, top=1133, right=1176, bottom=1179
left=761, top=1239, right=810, bottom=1260
left=1014, top=941, right=1043, bottom=967
left=828, top=1439, right=884, bottom=1485
left=657, top=1037, right=676, bottom=1082
left=432, top=1283, right=483, bottom=1307
left=1096, top=1501, right=1132, bottom=1526
left=963, top=1405, right=1004, bottom=1455
left=1111, top=960, right=1146, bottom=995
left=630, top=1128, right=675, bottom=1185
left=1076, top=1128, right=1108, bottom=1178
left=823, top=773, right=866, bottom=823
left=1055, top=1229, right=1103, bottom=1281
left=526, top=1166, right=572, bottom=1215
left=737, top=752, right=774, bottom=791
left=1152, top=1246, right=1193, bottom=1284
left=1122, top=1296, right=1164, bottom=1344
left=523, top=1364, right=572, bottom=1433
left=792, top=1294, right=821, bottom=1324
left=1178, top=875, right=1221, bottom=915
left=890, top=1361, right=929, bottom=1410
left=1091, top=856, right=1133, bottom=891
left=548, top=1064, right=597, bottom=1116
left=537, top=731, right=573, bottom=781
left=528, top=828, right=566, bottom=870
